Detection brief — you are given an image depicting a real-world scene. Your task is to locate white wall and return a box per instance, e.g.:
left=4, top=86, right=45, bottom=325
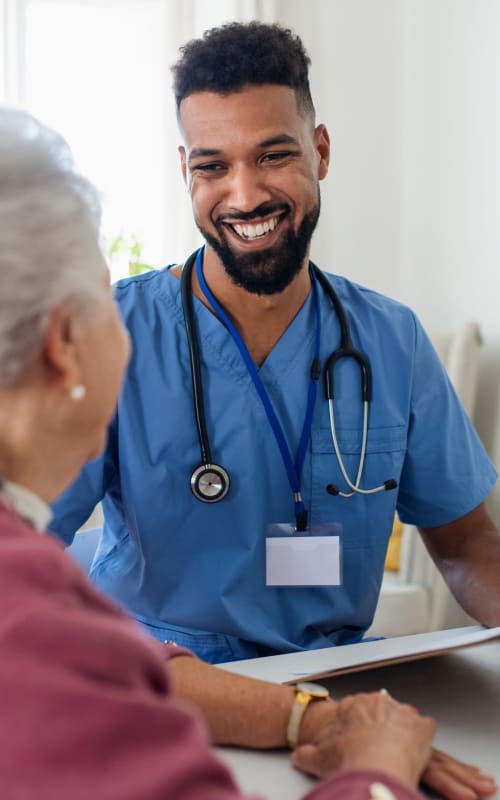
left=399, top=0, right=500, bottom=521
left=273, top=0, right=500, bottom=520
left=274, top=0, right=403, bottom=298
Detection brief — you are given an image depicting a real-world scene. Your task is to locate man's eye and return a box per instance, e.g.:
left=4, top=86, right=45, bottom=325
left=193, top=163, right=225, bottom=173
left=261, top=151, right=293, bottom=163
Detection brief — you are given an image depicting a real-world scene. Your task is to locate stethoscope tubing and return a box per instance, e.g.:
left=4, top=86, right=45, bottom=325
left=180, top=251, right=213, bottom=467
left=180, top=249, right=397, bottom=503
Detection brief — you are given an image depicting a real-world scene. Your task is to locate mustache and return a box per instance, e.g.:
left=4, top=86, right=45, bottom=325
left=217, top=203, right=289, bottom=224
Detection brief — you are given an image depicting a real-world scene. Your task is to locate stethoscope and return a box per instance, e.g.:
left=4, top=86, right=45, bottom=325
left=180, top=248, right=397, bottom=506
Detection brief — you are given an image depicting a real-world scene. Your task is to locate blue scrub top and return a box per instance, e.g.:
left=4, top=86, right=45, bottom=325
left=50, top=266, right=497, bottom=663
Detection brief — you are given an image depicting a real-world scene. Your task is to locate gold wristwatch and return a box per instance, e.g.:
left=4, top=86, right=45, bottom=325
left=286, top=681, right=331, bottom=749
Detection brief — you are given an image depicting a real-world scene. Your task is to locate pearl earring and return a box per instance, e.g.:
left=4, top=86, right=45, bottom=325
left=70, top=384, right=86, bottom=401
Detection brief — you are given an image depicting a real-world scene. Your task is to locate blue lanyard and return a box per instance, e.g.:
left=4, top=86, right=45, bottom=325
left=195, top=248, right=322, bottom=531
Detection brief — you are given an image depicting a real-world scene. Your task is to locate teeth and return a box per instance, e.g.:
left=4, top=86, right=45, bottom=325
left=231, top=215, right=279, bottom=240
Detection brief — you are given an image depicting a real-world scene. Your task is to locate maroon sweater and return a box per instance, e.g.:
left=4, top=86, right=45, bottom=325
left=0, top=501, right=424, bottom=800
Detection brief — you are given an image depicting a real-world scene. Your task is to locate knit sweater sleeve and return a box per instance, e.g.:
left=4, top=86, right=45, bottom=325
left=0, top=508, right=258, bottom=800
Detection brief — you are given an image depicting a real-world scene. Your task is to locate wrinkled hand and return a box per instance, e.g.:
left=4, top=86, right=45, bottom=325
left=292, top=692, right=497, bottom=799
left=421, top=748, right=497, bottom=800
left=291, top=691, right=435, bottom=787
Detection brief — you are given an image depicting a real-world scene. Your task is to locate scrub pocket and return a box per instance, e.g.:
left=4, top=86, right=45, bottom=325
left=311, top=425, right=406, bottom=507
left=136, top=618, right=238, bottom=664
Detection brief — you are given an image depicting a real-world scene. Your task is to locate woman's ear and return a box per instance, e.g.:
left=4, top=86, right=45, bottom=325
left=42, top=306, right=83, bottom=391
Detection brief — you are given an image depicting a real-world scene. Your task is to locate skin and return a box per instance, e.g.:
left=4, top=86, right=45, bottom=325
left=0, top=248, right=130, bottom=503
left=0, top=92, right=494, bottom=800
left=292, top=692, right=436, bottom=786
left=172, top=81, right=500, bottom=796
left=178, top=84, right=500, bottom=628
left=169, top=655, right=497, bottom=799
left=420, top=504, right=500, bottom=628
left=177, top=84, right=329, bottom=365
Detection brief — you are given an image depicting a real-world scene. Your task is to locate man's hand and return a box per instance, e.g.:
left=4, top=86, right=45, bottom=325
left=421, top=748, right=497, bottom=800
left=169, top=657, right=497, bottom=798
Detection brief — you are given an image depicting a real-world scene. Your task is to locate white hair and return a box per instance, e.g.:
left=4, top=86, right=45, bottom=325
left=0, top=107, right=106, bottom=387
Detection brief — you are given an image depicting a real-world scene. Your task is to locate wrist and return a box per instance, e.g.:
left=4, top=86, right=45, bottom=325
left=298, top=693, right=337, bottom=745
left=286, top=682, right=332, bottom=749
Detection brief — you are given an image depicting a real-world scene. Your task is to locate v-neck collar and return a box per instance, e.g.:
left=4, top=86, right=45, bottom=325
left=179, top=276, right=318, bottom=387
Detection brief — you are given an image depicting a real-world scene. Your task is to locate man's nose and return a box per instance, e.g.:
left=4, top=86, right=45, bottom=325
left=224, top=164, right=271, bottom=213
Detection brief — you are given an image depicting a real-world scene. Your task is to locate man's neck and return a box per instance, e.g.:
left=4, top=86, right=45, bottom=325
left=191, top=247, right=313, bottom=366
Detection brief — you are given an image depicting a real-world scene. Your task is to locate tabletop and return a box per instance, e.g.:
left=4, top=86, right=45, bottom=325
left=216, top=640, right=500, bottom=800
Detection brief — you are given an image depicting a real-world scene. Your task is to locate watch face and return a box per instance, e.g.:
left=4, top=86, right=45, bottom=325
left=296, top=682, right=330, bottom=698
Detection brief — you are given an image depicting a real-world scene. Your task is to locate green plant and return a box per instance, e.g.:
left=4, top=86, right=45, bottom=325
left=105, top=233, right=154, bottom=277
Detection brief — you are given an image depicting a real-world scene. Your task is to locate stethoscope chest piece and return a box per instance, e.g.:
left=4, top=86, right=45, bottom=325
left=190, top=463, right=230, bottom=503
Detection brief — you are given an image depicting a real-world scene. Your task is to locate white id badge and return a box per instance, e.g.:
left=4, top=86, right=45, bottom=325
left=266, top=523, right=342, bottom=586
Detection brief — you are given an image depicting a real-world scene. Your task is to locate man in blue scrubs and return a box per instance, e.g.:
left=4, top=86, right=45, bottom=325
left=51, top=22, right=500, bottom=664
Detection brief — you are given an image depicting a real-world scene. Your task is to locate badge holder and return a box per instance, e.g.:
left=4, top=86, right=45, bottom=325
left=266, top=521, right=342, bottom=587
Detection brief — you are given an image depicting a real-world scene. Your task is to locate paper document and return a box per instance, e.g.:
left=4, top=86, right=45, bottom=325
left=217, top=625, right=500, bottom=685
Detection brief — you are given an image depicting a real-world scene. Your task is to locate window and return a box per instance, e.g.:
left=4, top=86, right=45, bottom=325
left=1, top=0, right=271, bottom=279
left=1, top=0, right=199, bottom=279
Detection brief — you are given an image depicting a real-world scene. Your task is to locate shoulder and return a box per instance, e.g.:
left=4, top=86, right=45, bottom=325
left=319, top=269, right=414, bottom=320
left=0, top=508, right=84, bottom=642
left=0, top=504, right=64, bottom=582
left=111, top=266, right=188, bottom=337
left=114, top=265, right=175, bottom=293
left=113, top=265, right=178, bottom=309
left=0, top=507, right=169, bottom=684
left=317, top=269, right=421, bottom=346
left=0, top=506, right=97, bottom=614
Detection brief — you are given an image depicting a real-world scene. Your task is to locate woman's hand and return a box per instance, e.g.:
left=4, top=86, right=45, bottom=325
left=291, top=691, right=435, bottom=786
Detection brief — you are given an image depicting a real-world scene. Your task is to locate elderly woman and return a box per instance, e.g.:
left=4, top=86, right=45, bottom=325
left=0, top=108, right=495, bottom=800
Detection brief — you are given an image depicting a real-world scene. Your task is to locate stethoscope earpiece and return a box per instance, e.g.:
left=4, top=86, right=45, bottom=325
left=326, top=478, right=398, bottom=497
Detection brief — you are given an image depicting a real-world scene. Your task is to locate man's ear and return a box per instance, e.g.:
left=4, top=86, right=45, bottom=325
left=315, top=124, right=331, bottom=181
left=42, top=306, right=82, bottom=391
left=179, top=146, right=188, bottom=185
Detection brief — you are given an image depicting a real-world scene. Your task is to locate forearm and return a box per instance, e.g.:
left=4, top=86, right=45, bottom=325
left=168, top=655, right=332, bottom=749
left=168, top=657, right=498, bottom=800
left=420, top=505, right=500, bottom=627
left=168, top=655, right=295, bottom=747
left=437, top=545, right=500, bottom=626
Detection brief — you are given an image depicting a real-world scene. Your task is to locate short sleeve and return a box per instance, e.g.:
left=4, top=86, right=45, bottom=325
left=0, top=529, right=257, bottom=800
left=396, top=315, right=497, bottom=527
left=50, top=419, right=118, bottom=545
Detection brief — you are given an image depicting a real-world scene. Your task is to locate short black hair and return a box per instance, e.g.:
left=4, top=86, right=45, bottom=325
left=172, top=21, right=314, bottom=118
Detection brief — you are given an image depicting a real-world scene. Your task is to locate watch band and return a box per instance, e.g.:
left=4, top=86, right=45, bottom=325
left=286, top=682, right=331, bottom=749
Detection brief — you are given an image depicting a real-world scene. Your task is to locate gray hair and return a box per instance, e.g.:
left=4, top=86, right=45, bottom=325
left=0, top=108, right=105, bottom=387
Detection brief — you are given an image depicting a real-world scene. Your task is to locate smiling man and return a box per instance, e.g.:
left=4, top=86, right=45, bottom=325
left=51, top=22, right=500, bottom=666
left=176, top=82, right=327, bottom=367
left=179, top=86, right=324, bottom=299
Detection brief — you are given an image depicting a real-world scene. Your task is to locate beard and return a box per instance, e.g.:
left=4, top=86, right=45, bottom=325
left=197, top=196, right=321, bottom=296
